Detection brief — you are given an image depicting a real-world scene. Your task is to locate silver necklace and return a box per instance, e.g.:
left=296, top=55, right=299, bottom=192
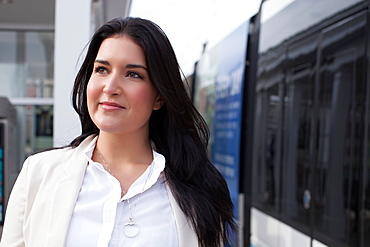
left=96, top=148, right=153, bottom=237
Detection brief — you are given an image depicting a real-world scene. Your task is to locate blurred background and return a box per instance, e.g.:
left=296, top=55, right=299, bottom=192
left=0, top=0, right=261, bottom=155
left=130, top=0, right=261, bottom=76
left=1, top=0, right=370, bottom=246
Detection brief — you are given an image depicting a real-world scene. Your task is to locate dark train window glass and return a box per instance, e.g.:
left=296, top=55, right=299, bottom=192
left=314, top=12, right=366, bottom=246
left=252, top=84, right=280, bottom=213
left=366, top=92, right=370, bottom=246
left=281, top=66, right=314, bottom=230
left=280, top=34, right=318, bottom=232
left=315, top=47, right=358, bottom=247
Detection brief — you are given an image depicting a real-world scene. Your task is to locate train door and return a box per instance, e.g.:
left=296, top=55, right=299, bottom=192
left=282, top=10, right=368, bottom=247
left=252, top=7, right=369, bottom=247
left=310, top=11, right=368, bottom=246
left=365, top=55, right=370, bottom=247
left=251, top=44, right=290, bottom=246
left=251, top=1, right=370, bottom=246
left=281, top=34, right=318, bottom=241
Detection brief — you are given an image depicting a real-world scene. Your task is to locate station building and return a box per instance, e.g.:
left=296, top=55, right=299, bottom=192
left=0, top=0, right=131, bottom=230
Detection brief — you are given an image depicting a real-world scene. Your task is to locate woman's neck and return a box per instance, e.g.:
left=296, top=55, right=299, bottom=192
left=93, top=131, right=154, bottom=195
left=95, top=131, right=153, bottom=168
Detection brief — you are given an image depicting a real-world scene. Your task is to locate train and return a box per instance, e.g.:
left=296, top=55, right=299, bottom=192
left=192, top=0, right=370, bottom=246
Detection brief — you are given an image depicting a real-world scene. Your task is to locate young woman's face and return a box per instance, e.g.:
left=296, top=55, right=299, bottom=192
left=87, top=35, right=162, bottom=136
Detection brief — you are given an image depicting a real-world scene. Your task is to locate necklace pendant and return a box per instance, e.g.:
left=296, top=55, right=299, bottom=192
left=123, top=218, right=140, bottom=237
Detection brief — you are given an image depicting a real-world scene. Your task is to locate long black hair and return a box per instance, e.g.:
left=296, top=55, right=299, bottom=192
left=70, top=17, right=236, bottom=247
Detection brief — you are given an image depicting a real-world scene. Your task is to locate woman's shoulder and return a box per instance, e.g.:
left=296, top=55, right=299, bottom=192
left=27, top=146, right=74, bottom=163
left=24, top=135, right=96, bottom=172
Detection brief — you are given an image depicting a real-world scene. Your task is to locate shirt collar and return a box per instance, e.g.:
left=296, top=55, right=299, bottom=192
left=84, top=136, right=166, bottom=200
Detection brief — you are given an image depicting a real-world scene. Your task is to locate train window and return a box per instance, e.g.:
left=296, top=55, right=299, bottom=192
left=313, top=12, right=367, bottom=246
left=281, top=66, right=315, bottom=230
left=252, top=1, right=370, bottom=246
left=252, top=84, right=280, bottom=214
left=253, top=21, right=287, bottom=215
left=280, top=34, right=318, bottom=232
left=366, top=95, right=370, bottom=245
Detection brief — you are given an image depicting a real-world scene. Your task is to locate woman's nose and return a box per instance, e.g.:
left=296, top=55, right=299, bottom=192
left=103, top=76, right=121, bottom=96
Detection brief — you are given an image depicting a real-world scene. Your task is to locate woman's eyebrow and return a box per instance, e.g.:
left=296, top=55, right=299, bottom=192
left=94, top=59, right=110, bottom=65
left=94, top=60, right=147, bottom=71
left=126, top=64, right=147, bottom=71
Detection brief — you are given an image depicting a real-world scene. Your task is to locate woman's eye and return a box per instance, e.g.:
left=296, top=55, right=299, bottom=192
left=127, top=71, right=143, bottom=79
left=94, top=66, right=108, bottom=74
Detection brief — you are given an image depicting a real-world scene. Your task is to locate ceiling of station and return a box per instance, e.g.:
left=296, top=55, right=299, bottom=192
left=0, top=0, right=131, bottom=29
left=0, top=0, right=55, bottom=27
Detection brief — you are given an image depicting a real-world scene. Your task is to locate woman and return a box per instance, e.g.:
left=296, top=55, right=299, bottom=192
left=0, top=17, right=235, bottom=247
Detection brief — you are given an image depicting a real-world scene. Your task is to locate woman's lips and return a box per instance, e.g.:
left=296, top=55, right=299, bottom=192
left=99, top=101, right=125, bottom=110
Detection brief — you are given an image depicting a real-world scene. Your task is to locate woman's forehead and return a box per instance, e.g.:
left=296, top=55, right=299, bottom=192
left=96, top=36, right=147, bottom=67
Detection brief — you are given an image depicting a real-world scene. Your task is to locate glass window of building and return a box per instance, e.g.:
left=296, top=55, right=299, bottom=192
left=0, top=0, right=55, bottom=165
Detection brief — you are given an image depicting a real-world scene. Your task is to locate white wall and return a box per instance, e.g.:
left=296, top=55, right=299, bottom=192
left=53, top=0, right=92, bottom=146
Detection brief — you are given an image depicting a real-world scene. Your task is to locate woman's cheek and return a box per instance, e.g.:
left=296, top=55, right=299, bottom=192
left=131, top=85, right=158, bottom=103
left=86, top=80, right=100, bottom=113
left=87, top=79, right=101, bottom=98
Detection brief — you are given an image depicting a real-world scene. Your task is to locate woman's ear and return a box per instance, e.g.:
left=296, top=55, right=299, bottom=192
left=153, top=96, right=164, bottom=110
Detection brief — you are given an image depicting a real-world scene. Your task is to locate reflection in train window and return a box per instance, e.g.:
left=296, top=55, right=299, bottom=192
left=252, top=84, right=280, bottom=214
left=312, top=11, right=367, bottom=245
left=252, top=3, right=369, bottom=246
left=281, top=65, right=314, bottom=230
left=366, top=102, right=370, bottom=245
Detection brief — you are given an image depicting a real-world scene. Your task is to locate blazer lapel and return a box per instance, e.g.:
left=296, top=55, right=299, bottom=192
left=165, top=183, right=198, bottom=247
left=45, top=135, right=96, bottom=246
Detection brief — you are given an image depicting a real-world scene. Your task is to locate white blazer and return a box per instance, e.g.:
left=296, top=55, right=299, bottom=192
left=0, top=135, right=198, bottom=247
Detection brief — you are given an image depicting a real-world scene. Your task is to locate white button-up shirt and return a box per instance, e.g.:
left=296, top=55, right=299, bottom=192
left=65, top=143, right=178, bottom=247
